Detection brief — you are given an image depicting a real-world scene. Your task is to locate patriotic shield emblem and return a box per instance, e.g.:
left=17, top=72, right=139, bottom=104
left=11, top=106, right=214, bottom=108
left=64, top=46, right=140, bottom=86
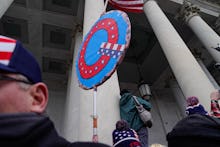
left=76, top=10, right=131, bottom=89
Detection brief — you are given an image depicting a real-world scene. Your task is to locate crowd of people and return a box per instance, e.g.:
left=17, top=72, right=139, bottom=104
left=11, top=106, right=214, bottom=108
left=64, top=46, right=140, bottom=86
left=167, top=90, right=220, bottom=147
left=1, top=35, right=220, bottom=147
left=115, top=88, right=220, bottom=147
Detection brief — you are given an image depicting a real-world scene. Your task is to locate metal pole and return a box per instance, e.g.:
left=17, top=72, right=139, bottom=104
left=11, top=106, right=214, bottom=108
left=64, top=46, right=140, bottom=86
left=92, top=87, right=98, bottom=142
left=103, top=0, right=109, bottom=13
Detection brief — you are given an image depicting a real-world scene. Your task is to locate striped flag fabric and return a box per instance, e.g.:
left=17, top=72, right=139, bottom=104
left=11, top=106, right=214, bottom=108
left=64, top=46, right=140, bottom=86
left=108, top=0, right=144, bottom=13
left=0, top=35, right=16, bottom=65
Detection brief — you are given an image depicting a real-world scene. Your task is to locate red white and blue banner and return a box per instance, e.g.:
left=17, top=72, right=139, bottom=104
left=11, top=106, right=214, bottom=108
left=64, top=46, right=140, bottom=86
left=76, top=10, right=131, bottom=89
left=109, top=0, right=144, bottom=13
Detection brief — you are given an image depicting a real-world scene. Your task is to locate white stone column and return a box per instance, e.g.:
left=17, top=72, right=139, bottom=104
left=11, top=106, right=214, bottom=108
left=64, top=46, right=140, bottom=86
left=70, top=0, right=120, bottom=145
left=196, top=58, right=220, bottom=89
left=169, top=79, right=187, bottom=117
left=0, top=0, right=13, bottom=18
left=62, top=27, right=83, bottom=141
left=143, top=0, right=215, bottom=110
left=179, top=2, right=220, bottom=64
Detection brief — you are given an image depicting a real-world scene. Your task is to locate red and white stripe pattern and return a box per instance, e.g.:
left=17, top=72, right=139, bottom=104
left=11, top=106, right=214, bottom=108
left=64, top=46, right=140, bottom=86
left=98, top=42, right=125, bottom=58
left=0, top=35, right=16, bottom=65
left=101, top=42, right=125, bottom=51
left=108, top=0, right=144, bottom=13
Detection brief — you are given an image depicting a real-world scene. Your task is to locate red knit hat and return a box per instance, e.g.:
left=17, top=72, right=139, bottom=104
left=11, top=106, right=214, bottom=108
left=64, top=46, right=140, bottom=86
left=186, top=96, right=199, bottom=106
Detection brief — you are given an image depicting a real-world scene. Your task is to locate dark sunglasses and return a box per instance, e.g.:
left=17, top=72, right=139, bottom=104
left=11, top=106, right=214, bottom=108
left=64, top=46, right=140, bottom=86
left=0, top=74, right=33, bottom=84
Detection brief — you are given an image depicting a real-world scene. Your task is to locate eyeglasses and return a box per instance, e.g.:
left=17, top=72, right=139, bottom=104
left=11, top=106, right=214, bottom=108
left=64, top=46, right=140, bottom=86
left=0, top=74, right=33, bottom=84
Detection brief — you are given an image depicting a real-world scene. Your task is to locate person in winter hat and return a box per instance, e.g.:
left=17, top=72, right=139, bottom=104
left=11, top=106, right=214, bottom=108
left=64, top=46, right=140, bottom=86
left=185, top=96, right=208, bottom=115
left=167, top=91, right=220, bottom=147
left=120, top=89, right=152, bottom=147
left=210, top=90, right=220, bottom=118
left=112, top=119, right=141, bottom=147
left=0, top=35, right=109, bottom=147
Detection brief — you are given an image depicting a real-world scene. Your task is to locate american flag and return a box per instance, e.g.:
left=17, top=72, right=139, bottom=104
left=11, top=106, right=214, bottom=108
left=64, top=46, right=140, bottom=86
left=0, top=35, right=16, bottom=65
left=108, top=0, right=144, bottom=13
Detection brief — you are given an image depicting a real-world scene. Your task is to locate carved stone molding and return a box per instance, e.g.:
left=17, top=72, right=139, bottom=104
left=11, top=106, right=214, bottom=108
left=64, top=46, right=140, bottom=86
left=176, top=1, right=200, bottom=23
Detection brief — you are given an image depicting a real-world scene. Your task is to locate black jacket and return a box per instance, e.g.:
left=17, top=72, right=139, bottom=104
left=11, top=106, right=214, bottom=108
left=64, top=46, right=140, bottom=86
left=167, top=114, right=220, bottom=147
left=0, top=113, right=109, bottom=147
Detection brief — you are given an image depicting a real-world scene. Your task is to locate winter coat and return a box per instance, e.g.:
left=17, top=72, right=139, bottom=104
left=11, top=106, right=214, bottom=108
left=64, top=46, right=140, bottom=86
left=0, top=112, right=109, bottom=147
left=120, top=92, right=151, bottom=131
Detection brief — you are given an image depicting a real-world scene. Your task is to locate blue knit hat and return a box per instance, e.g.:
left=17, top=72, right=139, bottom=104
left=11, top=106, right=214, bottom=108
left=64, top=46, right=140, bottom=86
left=0, top=35, right=42, bottom=84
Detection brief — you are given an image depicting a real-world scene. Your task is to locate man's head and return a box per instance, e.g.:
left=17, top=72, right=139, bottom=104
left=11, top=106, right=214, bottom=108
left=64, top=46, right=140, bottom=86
left=115, top=119, right=129, bottom=131
left=120, top=89, right=130, bottom=96
left=0, top=35, right=48, bottom=113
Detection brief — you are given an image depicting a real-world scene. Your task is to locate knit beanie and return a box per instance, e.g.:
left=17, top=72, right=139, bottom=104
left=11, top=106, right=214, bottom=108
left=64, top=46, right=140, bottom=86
left=112, top=120, right=140, bottom=147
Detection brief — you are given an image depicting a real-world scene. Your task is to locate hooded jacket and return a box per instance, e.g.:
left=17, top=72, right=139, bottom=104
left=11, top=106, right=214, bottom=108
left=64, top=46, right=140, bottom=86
left=120, top=92, right=151, bottom=131
left=0, top=113, right=109, bottom=147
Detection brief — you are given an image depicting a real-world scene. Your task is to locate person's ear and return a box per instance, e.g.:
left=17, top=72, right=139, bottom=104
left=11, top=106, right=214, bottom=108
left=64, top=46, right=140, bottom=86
left=29, top=82, right=48, bottom=113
